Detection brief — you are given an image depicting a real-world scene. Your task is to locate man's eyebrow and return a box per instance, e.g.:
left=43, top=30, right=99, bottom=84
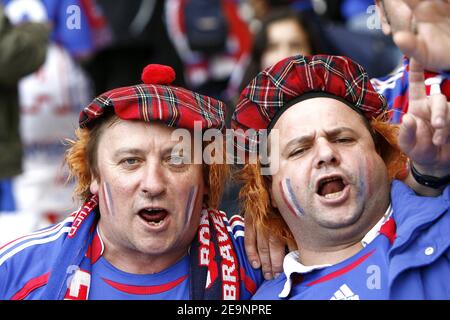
left=112, top=144, right=186, bottom=157
left=162, top=140, right=192, bottom=155
left=281, top=127, right=358, bottom=152
left=283, top=133, right=315, bottom=150
left=113, top=148, right=143, bottom=157
left=324, top=127, right=358, bottom=137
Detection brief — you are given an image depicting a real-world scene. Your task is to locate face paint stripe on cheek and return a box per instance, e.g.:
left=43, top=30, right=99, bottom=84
left=183, top=185, right=199, bottom=230
left=102, top=181, right=115, bottom=216
left=280, top=178, right=304, bottom=217
left=357, top=164, right=367, bottom=201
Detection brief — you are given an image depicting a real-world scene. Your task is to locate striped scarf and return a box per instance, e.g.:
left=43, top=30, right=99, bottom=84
left=41, top=196, right=240, bottom=300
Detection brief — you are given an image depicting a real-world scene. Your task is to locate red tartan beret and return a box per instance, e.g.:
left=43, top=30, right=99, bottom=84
left=232, top=55, right=387, bottom=150
left=79, top=64, right=226, bottom=130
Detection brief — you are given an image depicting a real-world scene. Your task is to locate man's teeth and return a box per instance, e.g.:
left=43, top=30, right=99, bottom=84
left=324, top=191, right=343, bottom=199
left=148, top=220, right=164, bottom=226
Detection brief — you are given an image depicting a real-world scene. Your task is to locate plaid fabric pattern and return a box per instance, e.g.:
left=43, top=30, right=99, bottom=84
left=80, top=84, right=226, bottom=130
left=232, top=55, right=387, bottom=151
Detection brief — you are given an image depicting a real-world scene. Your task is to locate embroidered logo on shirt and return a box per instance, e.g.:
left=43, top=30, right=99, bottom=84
left=330, top=284, right=359, bottom=300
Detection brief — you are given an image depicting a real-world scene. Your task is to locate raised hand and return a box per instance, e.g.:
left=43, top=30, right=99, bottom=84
left=399, top=58, right=450, bottom=184
left=393, top=0, right=450, bottom=72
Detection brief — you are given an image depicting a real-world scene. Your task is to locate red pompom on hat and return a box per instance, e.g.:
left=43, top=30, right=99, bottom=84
left=141, top=64, right=176, bottom=85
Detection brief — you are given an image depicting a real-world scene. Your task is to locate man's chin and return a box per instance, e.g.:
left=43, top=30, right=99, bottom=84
left=137, top=242, right=173, bottom=257
left=315, top=207, right=363, bottom=230
left=138, top=236, right=189, bottom=256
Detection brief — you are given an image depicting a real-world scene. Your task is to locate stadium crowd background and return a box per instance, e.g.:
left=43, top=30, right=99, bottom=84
left=0, top=0, right=417, bottom=245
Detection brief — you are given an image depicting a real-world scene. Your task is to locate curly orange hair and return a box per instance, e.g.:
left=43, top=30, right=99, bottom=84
left=65, top=116, right=230, bottom=209
left=237, top=112, right=408, bottom=248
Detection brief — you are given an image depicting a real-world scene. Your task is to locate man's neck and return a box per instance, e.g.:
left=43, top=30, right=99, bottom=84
left=294, top=204, right=392, bottom=266
left=296, top=241, right=364, bottom=266
left=103, top=247, right=187, bottom=275
left=97, top=226, right=187, bottom=275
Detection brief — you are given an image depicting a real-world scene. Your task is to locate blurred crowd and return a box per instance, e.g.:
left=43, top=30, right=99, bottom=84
left=0, top=0, right=442, bottom=244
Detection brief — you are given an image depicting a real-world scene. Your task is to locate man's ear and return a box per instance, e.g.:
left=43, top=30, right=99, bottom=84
left=90, top=174, right=99, bottom=195
left=375, top=0, right=392, bottom=35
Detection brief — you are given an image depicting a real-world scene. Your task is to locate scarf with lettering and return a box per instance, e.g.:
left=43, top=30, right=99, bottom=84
left=41, top=195, right=241, bottom=300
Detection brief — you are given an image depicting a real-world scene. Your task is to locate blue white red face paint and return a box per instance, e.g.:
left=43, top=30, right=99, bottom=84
left=279, top=178, right=304, bottom=217
left=102, top=181, right=115, bottom=216
left=183, top=185, right=199, bottom=230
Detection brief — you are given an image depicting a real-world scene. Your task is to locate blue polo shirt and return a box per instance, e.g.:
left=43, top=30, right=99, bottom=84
left=252, top=181, right=450, bottom=300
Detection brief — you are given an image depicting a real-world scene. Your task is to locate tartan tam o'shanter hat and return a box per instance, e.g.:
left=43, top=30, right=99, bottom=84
left=232, top=54, right=387, bottom=151
left=79, top=64, right=226, bottom=130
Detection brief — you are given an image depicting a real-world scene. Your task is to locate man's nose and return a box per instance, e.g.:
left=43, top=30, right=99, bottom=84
left=140, top=160, right=167, bottom=198
left=314, top=138, right=340, bottom=169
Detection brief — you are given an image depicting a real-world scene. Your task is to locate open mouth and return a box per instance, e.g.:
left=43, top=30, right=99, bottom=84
left=316, top=175, right=347, bottom=199
left=138, top=208, right=168, bottom=227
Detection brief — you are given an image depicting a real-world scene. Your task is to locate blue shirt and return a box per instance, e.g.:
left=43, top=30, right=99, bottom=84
left=0, top=208, right=263, bottom=300
left=89, top=255, right=190, bottom=300
left=2, top=0, right=94, bottom=56
left=252, top=181, right=450, bottom=300
left=253, top=235, right=390, bottom=300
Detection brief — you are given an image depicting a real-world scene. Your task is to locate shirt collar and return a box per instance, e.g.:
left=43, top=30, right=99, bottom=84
left=279, top=251, right=331, bottom=298
left=86, top=226, right=105, bottom=264
left=361, top=203, right=392, bottom=247
left=278, top=204, right=393, bottom=298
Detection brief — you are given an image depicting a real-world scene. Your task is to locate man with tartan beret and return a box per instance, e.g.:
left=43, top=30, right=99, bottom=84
left=0, top=64, right=262, bottom=300
left=233, top=54, right=450, bottom=299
